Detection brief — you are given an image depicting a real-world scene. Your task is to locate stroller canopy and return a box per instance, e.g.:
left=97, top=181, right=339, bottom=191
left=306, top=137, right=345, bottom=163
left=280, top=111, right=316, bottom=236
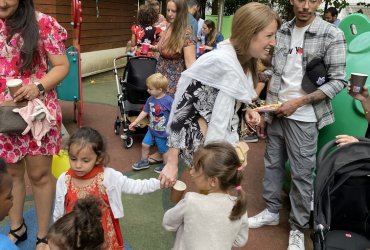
left=314, top=138, right=370, bottom=236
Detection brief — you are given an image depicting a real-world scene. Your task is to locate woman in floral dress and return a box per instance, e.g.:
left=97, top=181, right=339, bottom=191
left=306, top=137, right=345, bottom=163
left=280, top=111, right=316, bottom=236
left=156, top=0, right=196, bottom=97
left=149, top=0, right=196, bottom=164
left=0, top=1, right=69, bottom=249
left=159, top=3, right=281, bottom=188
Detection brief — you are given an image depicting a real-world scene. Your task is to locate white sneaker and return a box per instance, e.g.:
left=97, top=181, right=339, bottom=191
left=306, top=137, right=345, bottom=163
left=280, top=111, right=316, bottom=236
left=288, top=230, right=305, bottom=250
left=248, top=209, right=279, bottom=228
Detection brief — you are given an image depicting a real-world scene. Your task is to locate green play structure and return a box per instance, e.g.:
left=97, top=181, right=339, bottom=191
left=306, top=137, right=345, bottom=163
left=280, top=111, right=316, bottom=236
left=56, top=0, right=83, bottom=127
left=318, top=13, right=370, bottom=149
left=205, top=15, right=233, bottom=39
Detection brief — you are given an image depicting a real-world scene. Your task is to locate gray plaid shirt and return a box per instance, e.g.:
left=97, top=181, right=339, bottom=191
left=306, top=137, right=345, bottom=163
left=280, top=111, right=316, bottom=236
left=266, top=16, right=346, bottom=129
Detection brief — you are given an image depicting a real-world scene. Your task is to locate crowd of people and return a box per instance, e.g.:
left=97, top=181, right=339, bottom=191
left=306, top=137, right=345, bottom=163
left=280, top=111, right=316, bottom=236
left=0, top=0, right=369, bottom=249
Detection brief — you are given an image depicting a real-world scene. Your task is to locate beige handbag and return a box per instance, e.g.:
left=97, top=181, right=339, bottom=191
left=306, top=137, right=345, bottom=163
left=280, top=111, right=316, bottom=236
left=197, top=117, right=249, bottom=166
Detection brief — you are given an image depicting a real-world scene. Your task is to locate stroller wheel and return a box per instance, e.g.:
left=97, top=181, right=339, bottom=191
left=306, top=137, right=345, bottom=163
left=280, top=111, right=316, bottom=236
left=114, top=119, right=120, bottom=135
left=123, top=137, right=134, bottom=149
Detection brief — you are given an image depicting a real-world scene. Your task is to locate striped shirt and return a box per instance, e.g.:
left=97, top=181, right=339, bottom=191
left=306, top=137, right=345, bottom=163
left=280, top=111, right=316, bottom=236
left=266, top=16, right=346, bottom=129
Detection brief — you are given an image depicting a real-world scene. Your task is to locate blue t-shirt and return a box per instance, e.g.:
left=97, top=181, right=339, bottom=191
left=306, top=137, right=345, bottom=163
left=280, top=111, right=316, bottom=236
left=188, top=13, right=198, bottom=37
left=143, top=95, right=173, bottom=138
left=0, top=234, right=18, bottom=250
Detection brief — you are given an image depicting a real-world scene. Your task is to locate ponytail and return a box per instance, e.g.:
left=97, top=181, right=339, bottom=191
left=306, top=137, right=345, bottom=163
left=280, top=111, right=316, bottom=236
left=230, top=185, right=247, bottom=221
left=193, top=142, right=248, bottom=221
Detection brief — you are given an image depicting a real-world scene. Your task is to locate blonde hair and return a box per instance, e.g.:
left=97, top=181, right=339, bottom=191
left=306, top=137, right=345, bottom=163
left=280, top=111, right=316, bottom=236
left=230, top=2, right=281, bottom=84
left=146, top=73, right=169, bottom=90
left=163, top=0, right=189, bottom=54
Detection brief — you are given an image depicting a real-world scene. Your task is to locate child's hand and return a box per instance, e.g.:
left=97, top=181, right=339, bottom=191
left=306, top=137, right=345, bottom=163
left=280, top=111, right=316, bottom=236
left=159, top=162, right=178, bottom=188
left=128, top=123, right=137, bottom=131
left=336, top=134, right=359, bottom=147
left=130, top=46, right=136, bottom=52
left=245, top=108, right=261, bottom=126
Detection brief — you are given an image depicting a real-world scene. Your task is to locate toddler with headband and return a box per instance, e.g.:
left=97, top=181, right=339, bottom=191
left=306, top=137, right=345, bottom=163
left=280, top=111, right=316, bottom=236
left=162, top=141, right=249, bottom=250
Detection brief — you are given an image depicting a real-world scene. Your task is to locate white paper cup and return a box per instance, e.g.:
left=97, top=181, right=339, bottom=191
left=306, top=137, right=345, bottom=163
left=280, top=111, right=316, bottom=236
left=6, top=79, right=23, bottom=98
left=350, top=73, right=368, bottom=93
left=170, top=180, right=187, bottom=203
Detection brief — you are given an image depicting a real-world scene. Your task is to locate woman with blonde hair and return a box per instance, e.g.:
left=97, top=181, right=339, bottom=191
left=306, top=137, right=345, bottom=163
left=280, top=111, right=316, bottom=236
left=156, top=0, right=196, bottom=97
left=159, top=2, right=281, bottom=188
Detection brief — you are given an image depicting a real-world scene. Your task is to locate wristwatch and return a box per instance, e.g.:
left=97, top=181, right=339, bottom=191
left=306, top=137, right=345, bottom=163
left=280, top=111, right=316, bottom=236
left=35, top=82, right=45, bottom=95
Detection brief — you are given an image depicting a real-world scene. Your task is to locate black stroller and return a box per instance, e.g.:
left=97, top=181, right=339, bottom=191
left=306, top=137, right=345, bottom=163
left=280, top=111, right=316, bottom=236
left=313, top=138, right=370, bottom=250
left=113, top=55, right=157, bottom=148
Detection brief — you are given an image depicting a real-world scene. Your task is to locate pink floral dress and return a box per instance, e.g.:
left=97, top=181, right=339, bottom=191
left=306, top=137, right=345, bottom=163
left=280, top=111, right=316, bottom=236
left=0, top=12, right=67, bottom=163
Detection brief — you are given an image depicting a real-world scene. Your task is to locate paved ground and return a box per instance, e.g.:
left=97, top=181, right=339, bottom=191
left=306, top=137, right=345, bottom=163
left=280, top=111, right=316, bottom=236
left=1, top=70, right=314, bottom=250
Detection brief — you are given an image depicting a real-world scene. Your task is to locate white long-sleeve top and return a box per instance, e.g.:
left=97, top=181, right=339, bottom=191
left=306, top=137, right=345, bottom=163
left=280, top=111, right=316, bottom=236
left=168, top=39, right=257, bottom=145
left=53, top=167, right=160, bottom=221
left=163, top=192, right=249, bottom=250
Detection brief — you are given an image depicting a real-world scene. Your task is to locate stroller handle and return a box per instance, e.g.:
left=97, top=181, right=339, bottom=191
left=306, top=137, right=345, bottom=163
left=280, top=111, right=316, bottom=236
left=113, top=55, right=130, bottom=69
left=317, top=139, right=337, bottom=166
left=317, top=137, right=369, bottom=166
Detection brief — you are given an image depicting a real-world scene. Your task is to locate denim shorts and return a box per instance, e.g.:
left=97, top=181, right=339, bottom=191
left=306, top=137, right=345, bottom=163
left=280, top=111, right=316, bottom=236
left=142, top=130, right=168, bottom=154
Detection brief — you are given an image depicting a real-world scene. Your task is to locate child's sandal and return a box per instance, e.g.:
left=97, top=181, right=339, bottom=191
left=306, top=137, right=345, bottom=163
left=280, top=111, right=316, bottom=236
left=36, top=236, right=48, bottom=245
left=8, top=219, right=27, bottom=244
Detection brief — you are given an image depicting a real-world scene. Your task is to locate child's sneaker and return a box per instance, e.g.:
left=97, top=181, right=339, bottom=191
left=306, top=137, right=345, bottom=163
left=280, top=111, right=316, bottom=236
left=243, top=133, right=259, bottom=143
left=132, top=159, right=150, bottom=170
left=154, top=164, right=164, bottom=174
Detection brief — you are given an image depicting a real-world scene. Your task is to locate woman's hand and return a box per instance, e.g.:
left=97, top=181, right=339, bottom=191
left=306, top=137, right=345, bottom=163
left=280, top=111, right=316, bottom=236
left=347, top=84, right=368, bottom=102
left=335, top=134, right=359, bottom=147
left=13, top=84, right=39, bottom=102
left=245, top=108, right=261, bottom=126
left=159, top=162, right=178, bottom=188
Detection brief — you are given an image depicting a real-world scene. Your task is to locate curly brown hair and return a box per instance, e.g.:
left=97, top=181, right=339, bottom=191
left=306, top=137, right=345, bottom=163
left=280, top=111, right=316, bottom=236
left=138, top=4, right=158, bottom=27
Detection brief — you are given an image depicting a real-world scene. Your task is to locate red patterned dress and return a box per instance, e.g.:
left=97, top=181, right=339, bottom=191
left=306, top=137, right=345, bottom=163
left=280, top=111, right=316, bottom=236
left=64, top=167, right=124, bottom=250
left=131, top=24, right=161, bottom=57
left=0, top=12, right=66, bottom=163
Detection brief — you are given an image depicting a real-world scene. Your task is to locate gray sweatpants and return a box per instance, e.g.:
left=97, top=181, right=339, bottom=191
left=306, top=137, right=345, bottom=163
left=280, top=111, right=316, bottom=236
left=262, top=118, right=318, bottom=231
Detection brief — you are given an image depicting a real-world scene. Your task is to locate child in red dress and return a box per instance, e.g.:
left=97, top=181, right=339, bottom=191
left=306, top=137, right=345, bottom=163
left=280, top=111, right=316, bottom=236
left=130, top=4, right=162, bottom=57
left=53, top=127, right=161, bottom=250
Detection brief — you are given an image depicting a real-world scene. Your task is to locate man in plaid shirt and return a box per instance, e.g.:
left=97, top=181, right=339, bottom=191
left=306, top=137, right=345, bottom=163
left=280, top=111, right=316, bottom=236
left=249, top=0, right=346, bottom=249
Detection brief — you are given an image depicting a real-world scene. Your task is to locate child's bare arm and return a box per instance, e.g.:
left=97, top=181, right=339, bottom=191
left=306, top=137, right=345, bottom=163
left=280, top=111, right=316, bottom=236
left=254, top=81, right=266, bottom=98
left=130, top=33, right=136, bottom=52
left=128, top=111, right=148, bottom=130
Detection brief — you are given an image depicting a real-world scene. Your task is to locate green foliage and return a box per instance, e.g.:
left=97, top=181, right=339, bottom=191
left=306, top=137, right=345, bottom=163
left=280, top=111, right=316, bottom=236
left=223, top=0, right=250, bottom=15
left=206, top=0, right=350, bottom=22
left=357, top=2, right=370, bottom=8
left=258, top=0, right=294, bottom=21
left=324, top=0, right=349, bottom=12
